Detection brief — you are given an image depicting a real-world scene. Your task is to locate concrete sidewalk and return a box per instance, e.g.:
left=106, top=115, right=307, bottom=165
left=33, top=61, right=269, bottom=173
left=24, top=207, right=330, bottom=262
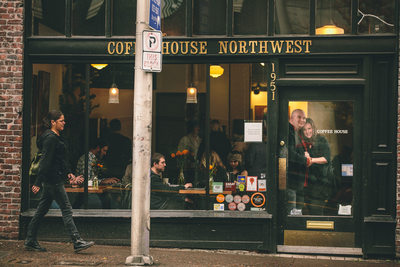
left=0, top=240, right=399, bottom=266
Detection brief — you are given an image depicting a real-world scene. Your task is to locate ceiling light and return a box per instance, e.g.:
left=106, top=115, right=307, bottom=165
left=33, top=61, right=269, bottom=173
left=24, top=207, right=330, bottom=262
left=210, top=65, right=224, bottom=78
left=91, top=64, right=108, bottom=70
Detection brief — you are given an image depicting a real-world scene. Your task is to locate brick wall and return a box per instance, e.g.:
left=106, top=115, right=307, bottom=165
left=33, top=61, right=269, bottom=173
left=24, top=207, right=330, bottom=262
left=0, top=0, right=24, bottom=239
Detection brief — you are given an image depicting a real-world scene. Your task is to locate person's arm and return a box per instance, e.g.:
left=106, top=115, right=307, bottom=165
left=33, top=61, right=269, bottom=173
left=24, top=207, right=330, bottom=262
left=241, top=170, right=248, bottom=176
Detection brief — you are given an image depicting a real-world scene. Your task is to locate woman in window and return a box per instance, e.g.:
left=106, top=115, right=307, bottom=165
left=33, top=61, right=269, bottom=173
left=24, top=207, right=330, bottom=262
left=297, top=118, right=331, bottom=215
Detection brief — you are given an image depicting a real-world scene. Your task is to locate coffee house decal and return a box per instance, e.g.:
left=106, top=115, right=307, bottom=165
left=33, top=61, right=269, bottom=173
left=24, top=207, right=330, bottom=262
left=107, top=39, right=313, bottom=56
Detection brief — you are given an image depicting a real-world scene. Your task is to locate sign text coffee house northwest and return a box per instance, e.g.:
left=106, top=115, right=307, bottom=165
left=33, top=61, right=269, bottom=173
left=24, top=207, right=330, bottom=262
left=107, top=39, right=313, bottom=56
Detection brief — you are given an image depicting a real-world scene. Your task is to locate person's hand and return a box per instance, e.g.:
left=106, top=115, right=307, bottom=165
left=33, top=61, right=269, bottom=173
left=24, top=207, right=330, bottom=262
left=306, top=157, right=313, bottom=167
left=184, top=183, right=193, bottom=189
left=304, top=152, right=310, bottom=158
left=31, top=185, right=40, bottom=194
left=68, top=174, right=84, bottom=185
left=101, top=177, right=120, bottom=185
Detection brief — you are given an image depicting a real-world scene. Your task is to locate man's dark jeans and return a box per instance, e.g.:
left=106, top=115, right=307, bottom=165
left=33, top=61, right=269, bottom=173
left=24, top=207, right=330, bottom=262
left=26, top=183, right=79, bottom=241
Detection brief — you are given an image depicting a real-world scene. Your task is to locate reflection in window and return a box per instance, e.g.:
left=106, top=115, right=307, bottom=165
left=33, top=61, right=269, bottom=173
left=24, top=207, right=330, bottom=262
left=275, top=0, right=309, bottom=35
left=193, top=0, right=226, bottom=35
left=113, top=0, right=136, bottom=36
left=32, top=0, right=65, bottom=36
left=233, top=0, right=268, bottom=35
left=72, top=0, right=105, bottom=36
left=316, top=0, right=350, bottom=35
left=358, top=0, right=395, bottom=34
left=161, top=0, right=186, bottom=36
left=287, top=101, right=354, bottom=217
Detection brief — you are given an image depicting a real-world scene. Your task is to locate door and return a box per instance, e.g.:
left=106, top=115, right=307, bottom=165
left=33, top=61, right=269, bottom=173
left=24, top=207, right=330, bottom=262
left=276, top=86, right=362, bottom=253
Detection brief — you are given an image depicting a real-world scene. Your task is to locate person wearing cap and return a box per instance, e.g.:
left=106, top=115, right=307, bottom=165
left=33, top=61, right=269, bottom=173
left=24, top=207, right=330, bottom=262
left=227, top=151, right=248, bottom=182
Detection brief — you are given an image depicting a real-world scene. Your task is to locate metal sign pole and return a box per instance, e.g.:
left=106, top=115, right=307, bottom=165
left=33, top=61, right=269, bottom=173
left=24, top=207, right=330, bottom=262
left=125, top=0, right=155, bottom=265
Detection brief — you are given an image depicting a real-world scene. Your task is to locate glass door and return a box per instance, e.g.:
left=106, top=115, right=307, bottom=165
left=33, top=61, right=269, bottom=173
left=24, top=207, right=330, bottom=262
left=277, top=87, right=362, bottom=251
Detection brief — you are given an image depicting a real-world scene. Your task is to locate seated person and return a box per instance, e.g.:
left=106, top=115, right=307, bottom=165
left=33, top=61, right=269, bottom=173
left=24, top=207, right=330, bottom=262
left=151, top=153, right=192, bottom=209
left=75, top=139, right=120, bottom=185
left=199, top=150, right=227, bottom=183
left=226, top=151, right=248, bottom=181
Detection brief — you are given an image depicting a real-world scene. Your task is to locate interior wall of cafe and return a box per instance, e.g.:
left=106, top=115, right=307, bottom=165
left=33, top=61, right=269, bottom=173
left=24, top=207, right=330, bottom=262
left=31, top=64, right=63, bottom=157
left=90, top=88, right=134, bottom=138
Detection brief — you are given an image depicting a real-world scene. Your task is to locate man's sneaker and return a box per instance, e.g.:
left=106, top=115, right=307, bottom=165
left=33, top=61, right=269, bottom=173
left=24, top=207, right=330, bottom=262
left=73, top=239, right=94, bottom=253
left=24, top=240, right=47, bottom=252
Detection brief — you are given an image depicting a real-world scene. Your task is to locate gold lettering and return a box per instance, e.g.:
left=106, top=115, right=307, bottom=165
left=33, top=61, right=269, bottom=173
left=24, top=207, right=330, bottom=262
left=199, top=41, right=207, bottom=54
left=219, top=41, right=228, bottom=54
left=294, top=40, right=302, bottom=53
left=229, top=41, right=238, bottom=54
left=181, top=41, right=189, bottom=55
left=170, top=41, right=179, bottom=54
left=162, top=42, right=170, bottom=55
left=190, top=41, right=198, bottom=54
left=124, top=42, right=133, bottom=55
left=258, top=41, right=268, bottom=54
left=270, top=40, right=284, bottom=53
left=238, top=41, right=248, bottom=54
left=115, top=42, right=124, bottom=55
left=285, top=40, right=294, bottom=53
left=248, top=41, right=257, bottom=54
left=303, top=40, right=312, bottom=53
left=107, top=42, right=115, bottom=55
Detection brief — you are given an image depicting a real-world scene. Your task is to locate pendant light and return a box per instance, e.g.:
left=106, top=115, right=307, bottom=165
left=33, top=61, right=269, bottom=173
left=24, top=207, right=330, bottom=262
left=209, top=65, right=224, bottom=78
left=316, top=1, right=344, bottom=35
left=108, top=67, right=119, bottom=104
left=186, top=65, right=197, bottom=103
left=91, top=64, right=108, bottom=70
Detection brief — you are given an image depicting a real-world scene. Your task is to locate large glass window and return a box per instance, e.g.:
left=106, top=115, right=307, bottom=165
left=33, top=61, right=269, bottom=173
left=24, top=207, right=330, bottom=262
left=275, top=0, right=309, bottom=35
left=233, top=0, right=268, bottom=35
left=154, top=63, right=268, bottom=211
left=161, top=0, right=186, bottom=36
left=112, top=0, right=136, bottom=36
left=32, top=0, right=65, bottom=36
left=286, top=101, right=354, bottom=217
left=72, top=0, right=105, bottom=36
left=193, top=0, right=226, bottom=35
left=316, top=0, right=350, bottom=35
left=358, top=0, right=395, bottom=34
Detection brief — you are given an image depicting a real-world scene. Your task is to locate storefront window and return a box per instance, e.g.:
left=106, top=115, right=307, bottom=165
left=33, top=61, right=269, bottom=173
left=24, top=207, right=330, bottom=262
left=275, top=0, right=309, bottom=35
left=286, top=101, right=354, bottom=216
left=193, top=0, right=226, bottom=35
left=161, top=0, right=186, bottom=36
left=316, top=0, right=350, bottom=35
left=32, top=0, right=65, bottom=36
left=154, top=63, right=268, bottom=211
left=233, top=0, right=268, bottom=35
left=72, top=0, right=105, bottom=36
left=112, top=0, right=136, bottom=36
left=358, top=0, right=395, bottom=34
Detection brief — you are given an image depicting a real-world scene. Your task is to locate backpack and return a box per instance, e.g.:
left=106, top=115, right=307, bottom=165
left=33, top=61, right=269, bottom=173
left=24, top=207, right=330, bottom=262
left=29, top=152, right=42, bottom=178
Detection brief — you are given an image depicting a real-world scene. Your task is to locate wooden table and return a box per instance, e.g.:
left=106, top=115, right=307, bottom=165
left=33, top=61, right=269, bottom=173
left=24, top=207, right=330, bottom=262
left=179, top=189, right=232, bottom=195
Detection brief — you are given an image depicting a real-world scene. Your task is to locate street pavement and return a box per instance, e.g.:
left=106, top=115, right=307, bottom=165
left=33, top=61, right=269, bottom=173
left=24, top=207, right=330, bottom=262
left=1, top=240, right=400, bottom=266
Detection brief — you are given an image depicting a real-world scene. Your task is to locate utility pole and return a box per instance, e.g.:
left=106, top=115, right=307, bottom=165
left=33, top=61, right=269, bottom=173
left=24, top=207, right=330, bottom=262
left=125, top=0, right=154, bottom=265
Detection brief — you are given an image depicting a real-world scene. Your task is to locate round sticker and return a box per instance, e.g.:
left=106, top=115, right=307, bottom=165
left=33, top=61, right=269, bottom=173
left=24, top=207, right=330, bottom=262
left=233, top=195, right=242, bottom=204
left=242, top=195, right=250, bottom=204
left=225, top=194, right=234, bottom=203
left=237, top=202, right=246, bottom=211
left=251, top=192, right=266, bottom=207
left=216, top=194, right=225, bottom=203
left=228, top=202, right=237, bottom=210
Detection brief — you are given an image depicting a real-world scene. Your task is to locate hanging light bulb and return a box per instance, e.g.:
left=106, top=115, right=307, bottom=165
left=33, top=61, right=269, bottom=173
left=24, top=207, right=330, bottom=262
left=209, top=65, right=224, bottom=78
left=186, top=85, right=197, bottom=103
left=91, top=64, right=108, bottom=70
left=108, top=83, right=119, bottom=104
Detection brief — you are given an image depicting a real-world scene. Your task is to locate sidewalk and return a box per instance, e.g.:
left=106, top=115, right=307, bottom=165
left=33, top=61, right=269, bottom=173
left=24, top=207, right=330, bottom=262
left=1, top=240, right=399, bottom=266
